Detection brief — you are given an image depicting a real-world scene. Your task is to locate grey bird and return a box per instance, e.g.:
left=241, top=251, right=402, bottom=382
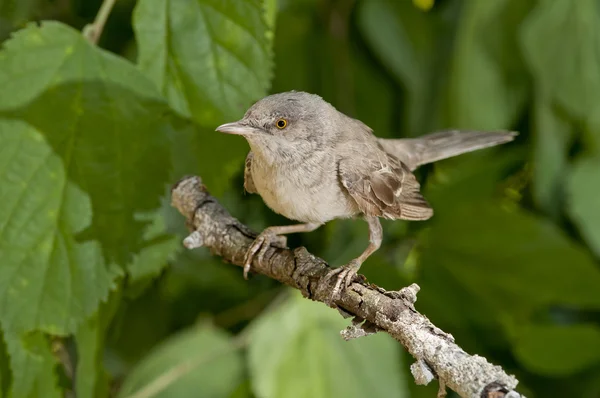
left=216, top=91, right=517, bottom=302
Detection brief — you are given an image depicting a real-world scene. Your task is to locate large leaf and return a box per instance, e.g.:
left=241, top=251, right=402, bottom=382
left=356, top=0, right=439, bottom=135
left=520, top=0, right=600, bottom=214
left=416, top=154, right=600, bottom=353
left=0, top=119, right=118, bottom=335
left=133, top=0, right=274, bottom=196
left=0, top=21, right=177, bottom=334
left=4, top=330, right=61, bottom=398
left=133, top=0, right=273, bottom=127
left=248, top=291, right=408, bottom=398
left=117, top=324, right=244, bottom=398
left=513, top=324, right=600, bottom=376
left=445, top=0, right=531, bottom=129
left=520, top=0, right=600, bottom=121
left=567, top=156, right=600, bottom=257
left=421, top=155, right=600, bottom=316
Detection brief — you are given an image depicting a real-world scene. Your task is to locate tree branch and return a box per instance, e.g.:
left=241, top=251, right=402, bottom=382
left=170, top=175, right=524, bottom=398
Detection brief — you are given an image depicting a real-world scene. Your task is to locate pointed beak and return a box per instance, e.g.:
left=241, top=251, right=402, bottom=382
left=216, top=121, right=259, bottom=135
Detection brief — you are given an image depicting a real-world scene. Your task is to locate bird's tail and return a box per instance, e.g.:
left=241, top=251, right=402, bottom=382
left=378, top=130, right=518, bottom=171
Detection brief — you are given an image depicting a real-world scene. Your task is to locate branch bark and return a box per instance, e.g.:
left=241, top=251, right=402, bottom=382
left=171, top=175, right=524, bottom=398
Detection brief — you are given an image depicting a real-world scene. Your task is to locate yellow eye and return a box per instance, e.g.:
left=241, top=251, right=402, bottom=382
left=276, top=118, right=288, bottom=129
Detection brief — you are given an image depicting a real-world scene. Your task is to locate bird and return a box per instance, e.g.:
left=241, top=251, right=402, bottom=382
left=216, top=91, right=517, bottom=302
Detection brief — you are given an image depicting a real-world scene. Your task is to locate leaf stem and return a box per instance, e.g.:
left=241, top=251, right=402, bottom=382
left=82, top=0, right=118, bottom=44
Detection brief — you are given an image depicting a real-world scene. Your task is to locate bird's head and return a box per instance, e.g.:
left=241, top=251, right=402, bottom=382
left=216, top=91, right=341, bottom=163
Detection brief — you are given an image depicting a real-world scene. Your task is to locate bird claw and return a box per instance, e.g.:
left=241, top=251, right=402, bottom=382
left=323, top=259, right=362, bottom=306
left=243, top=229, right=287, bottom=279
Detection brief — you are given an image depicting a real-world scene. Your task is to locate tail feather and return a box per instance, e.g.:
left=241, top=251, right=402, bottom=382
left=378, top=130, right=518, bottom=171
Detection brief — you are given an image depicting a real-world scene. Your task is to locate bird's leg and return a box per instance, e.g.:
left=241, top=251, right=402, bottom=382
left=244, top=223, right=321, bottom=279
left=326, top=216, right=382, bottom=303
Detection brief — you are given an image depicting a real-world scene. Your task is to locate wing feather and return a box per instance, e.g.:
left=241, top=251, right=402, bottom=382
left=338, top=154, right=433, bottom=221
left=244, top=152, right=257, bottom=194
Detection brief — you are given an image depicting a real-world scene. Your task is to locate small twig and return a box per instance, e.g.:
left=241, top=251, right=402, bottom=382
left=170, top=176, right=525, bottom=398
left=82, top=0, right=118, bottom=44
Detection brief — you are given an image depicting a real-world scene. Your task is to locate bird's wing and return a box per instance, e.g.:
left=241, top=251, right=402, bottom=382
left=338, top=154, right=433, bottom=221
left=244, top=151, right=257, bottom=194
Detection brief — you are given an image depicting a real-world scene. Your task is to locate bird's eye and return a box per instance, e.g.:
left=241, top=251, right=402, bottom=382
left=276, top=118, right=288, bottom=129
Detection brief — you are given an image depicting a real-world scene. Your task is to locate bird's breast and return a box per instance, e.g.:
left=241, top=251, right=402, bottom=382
left=251, top=153, right=358, bottom=224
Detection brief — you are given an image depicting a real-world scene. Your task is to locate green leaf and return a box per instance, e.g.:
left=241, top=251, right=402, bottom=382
left=356, top=0, right=438, bottom=135
left=117, top=324, right=244, bottom=398
left=567, top=156, right=600, bottom=257
left=133, top=0, right=274, bottom=195
left=445, top=0, right=532, bottom=129
left=520, top=0, right=600, bottom=215
left=75, top=288, right=123, bottom=398
left=419, top=201, right=600, bottom=318
left=248, top=291, right=408, bottom=398
left=168, top=118, right=249, bottom=196
left=127, top=204, right=180, bottom=286
left=415, top=151, right=600, bottom=346
left=0, top=119, right=118, bottom=335
left=529, top=99, right=573, bottom=217
left=358, top=0, right=531, bottom=134
left=520, top=0, right=600, bottom=122
left=133, top=0, right=274, bottom=128
left=264, top=0, right=278, bottom=30
left=4, top=330, right=61, bottom=398
left=513, top=324, right=600, bottom=376
left=0, top=21, right=177, bottom=334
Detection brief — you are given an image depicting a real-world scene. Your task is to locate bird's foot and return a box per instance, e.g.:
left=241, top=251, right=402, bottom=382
left=243, top=229, right=287, bottom=279
left=323, top=259, right=363, bottom=305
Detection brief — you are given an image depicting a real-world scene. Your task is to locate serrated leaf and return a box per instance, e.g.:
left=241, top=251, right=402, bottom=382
left=0, top=22, right=177, bottom=335
left=133, top=0, right=274, bottom=128
left=0, top=119, right=118, bottom=335
left=567, top=156, right=600, bottom=257
left=4, top=330, right=61, bottom=398
left=513, top=324, right=600, bottom=376
left=133, top=0, right=274, bottom=195
left=117, top=324, right=244, bottom=398
left=127, top=204, right=180, bottom=285
left=248, top=291, right=408, bottom=398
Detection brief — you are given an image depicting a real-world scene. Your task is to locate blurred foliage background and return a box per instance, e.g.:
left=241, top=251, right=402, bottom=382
left=0, top=0, right=599, bottom=397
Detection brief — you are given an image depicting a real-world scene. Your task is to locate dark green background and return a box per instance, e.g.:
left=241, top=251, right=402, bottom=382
left=0, top=0, right=599, bottom=397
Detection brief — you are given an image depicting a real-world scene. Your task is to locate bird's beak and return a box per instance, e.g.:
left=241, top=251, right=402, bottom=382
left=215, top=121, right=258, bottom=136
